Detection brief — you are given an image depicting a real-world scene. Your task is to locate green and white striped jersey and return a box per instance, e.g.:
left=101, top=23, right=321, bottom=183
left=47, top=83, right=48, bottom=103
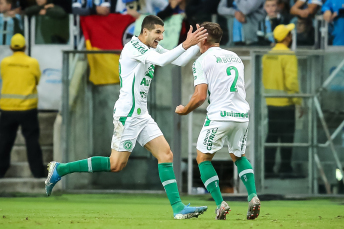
left=192, top=47, right=250, bottom=122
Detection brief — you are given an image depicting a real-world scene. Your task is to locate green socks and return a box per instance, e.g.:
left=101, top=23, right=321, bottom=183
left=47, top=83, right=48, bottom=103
left=56, top=156, right=111, bottom=177
left=199, top=161, right=223, bottom=208
left=158, top=163, right=185, bottom=214
left=235, top=156, right=257, bottom=202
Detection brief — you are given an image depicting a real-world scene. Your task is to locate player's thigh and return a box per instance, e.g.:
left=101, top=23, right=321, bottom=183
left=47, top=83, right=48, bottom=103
left=109, top=149, right=131, bottom=172
left=227, top=121, right=249, bottom=158
left=144, top=136, right=172, bottom=163
left=196, top=120, right=227, bottom=157
left=136, top=116, right=170, bottom=163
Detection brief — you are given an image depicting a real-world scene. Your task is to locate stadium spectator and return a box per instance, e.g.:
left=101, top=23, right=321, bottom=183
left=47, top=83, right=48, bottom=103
left=296, top=16, right=315, bottom=45
left=53, top=0, right=72, bottom=14
left=185, top=0, right=230, bottom=45
left=25, top=0, right=68, bottom=44
left=257, top=0, right=289, bottom=46
left=0, top=34, right=45, bottom=178
left=262, top=24, right=303, bottom=179
left=157, top=0, right=188, bottom=44
left=186, top=0, right=221, bottom=26
left=72, top=0, right=111, bottom=16
left=322, top=0, right=344, bottom=46
left=11, top=0, right=35, bottom=12
left=0, top=0, right=23, bottom=45
left=157, top=0, right=186, bottom=19
left=290, top=0, right=322, bottom=18
left=277, top=0, right=292, bottom=22
left=217, top=0, right=265, bottom=45
left=25, top=0, right=67, bottom=18
left=123, top=0, right=168, bottom=18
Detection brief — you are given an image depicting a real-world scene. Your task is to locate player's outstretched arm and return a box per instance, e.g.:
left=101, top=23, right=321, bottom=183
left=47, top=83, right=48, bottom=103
left=156, top=45, right=200, bottom=67
left=175, top=84, right=208, bottom=115
left=146, top=26, right=207, bottom=67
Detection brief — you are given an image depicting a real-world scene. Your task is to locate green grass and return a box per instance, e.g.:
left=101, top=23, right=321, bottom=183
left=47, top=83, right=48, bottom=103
left=0, top=194, right=343, bottom=229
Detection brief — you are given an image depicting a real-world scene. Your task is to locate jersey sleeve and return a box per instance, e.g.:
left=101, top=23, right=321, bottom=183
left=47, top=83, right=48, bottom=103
left=192, top=59, right=207, bottom=86
left=155, top=44, right=168, bottom=54
left=131, top=49, right=155, bottom=64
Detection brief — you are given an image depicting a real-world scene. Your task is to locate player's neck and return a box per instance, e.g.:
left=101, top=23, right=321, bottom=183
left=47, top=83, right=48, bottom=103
left=138, top=34, right=150, bottom=47
left=202, top=43, right=220, bottom=53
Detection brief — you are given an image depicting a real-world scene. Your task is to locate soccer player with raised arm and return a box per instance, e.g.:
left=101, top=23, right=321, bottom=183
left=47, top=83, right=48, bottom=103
left=175, top=22, right=260, bottom=220
left=45, top=15, right=208, bottom=220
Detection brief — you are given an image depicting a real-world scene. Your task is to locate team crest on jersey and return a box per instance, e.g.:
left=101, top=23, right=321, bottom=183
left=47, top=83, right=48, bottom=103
left=123, top=140, right=133, bottom=150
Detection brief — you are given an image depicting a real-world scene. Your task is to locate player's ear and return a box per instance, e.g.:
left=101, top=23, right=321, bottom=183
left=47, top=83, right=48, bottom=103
left=143, top=28, right=148, bottom=36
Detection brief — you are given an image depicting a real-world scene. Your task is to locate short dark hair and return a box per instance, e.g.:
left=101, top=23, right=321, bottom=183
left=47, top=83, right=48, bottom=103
left=200, top=22, right=223, bottom=44
left=140, top=15, right=164, bottom=34
left=11, top=46, right=26, bottom=52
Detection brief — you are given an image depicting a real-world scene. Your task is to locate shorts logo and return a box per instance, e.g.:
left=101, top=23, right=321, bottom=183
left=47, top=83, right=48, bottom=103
left=203, top=128, right=218, bottom=151
left=123, top=140, right=133, bottom=150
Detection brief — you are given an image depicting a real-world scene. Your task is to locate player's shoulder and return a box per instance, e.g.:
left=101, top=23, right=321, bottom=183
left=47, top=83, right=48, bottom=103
left=123, top=36, right=151, bottom=57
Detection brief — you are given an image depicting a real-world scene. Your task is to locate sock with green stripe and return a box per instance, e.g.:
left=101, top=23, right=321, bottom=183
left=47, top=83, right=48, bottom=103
left=198, top=161, right=223, bottom=208
left=158, top=163, right=185, bottom=214
left=56, top=156, right=111, bottom=177
left=235, top=156, right=257, bottom=202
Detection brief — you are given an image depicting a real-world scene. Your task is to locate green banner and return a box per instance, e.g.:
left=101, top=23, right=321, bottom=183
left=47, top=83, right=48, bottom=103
left=134, top=14, right=183, bottom=50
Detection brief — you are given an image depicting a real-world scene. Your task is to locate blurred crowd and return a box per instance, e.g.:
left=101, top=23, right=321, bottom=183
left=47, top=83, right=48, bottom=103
left=0, top=0, right=344, bottom=47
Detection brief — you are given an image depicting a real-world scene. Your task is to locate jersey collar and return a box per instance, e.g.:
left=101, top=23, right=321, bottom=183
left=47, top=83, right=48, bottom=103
left=131, top=36, right=150, bottom=49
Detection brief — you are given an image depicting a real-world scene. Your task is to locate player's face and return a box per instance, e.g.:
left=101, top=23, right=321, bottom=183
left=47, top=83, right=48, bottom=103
left=146, top=24, right=165, bottom=48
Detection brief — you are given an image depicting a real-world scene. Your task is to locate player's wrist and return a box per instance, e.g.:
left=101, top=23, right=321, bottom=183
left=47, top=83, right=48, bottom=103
left=182, top=42, right=190, bottom=50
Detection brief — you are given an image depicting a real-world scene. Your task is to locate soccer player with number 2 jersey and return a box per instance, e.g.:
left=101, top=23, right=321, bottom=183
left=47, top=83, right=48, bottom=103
left=175, top=22, right=260, bottom=220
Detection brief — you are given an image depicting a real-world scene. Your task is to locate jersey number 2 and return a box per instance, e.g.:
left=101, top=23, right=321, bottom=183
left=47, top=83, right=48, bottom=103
left=226, top=66, right=239, bottom=92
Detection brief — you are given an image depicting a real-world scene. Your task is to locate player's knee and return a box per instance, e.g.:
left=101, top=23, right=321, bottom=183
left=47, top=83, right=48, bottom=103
left=159, top=149, right=173, bottom=163
left=196, top=154, right=203, bottom=164
left=196, top=153, right=209, bottom=164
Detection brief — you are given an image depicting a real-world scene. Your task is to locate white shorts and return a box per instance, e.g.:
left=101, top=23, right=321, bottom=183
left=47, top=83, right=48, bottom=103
left=197, top=119, right=249, bottom=157
left=111, top=114, right=163, bottom=152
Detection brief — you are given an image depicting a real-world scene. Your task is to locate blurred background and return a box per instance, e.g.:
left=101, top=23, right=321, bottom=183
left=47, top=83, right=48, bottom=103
left=0, top=0, right=343, bottom=197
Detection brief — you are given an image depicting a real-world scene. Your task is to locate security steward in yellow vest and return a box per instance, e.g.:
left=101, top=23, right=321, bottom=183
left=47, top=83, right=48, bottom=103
left=262, top=24, right=303, bottom=179
left=0, top=34, right=45, bottom=178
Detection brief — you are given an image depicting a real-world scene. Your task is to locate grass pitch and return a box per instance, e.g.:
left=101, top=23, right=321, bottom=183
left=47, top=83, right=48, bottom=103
left=0, top=193, right=343, bottom=229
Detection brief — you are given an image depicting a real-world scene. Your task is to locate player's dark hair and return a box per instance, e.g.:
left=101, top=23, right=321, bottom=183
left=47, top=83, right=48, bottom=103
left=140, top=15, right=164, bottom=34
left=5, top=0, right=12, bottom=4
left=200, top=22, right=223, bottom=44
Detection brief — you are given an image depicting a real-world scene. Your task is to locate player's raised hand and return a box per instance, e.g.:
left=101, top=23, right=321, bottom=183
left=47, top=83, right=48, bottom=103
left=175, top=105, right=186, bottom=115
left=182, top=25, right=208, bottom=50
